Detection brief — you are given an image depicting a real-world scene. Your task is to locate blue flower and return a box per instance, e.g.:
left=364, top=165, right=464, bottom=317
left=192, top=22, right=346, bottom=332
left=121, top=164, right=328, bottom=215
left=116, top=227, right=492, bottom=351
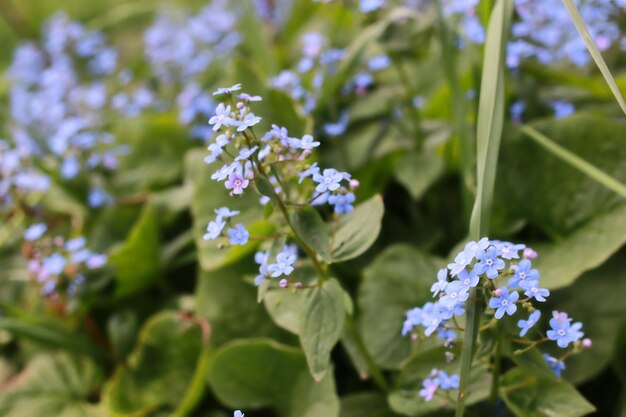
left=267, top=251, right=297, bottom=277
left=328, top=192, right=355, bottom=214
left=227, top=224, right=249, bottom=246
left=236, top=112, right=262, bottom=132
left=213, top=84, right=242, bottom=96
left=437, top=371, right=459, bottom=390
left=547, top=311, right=583, bottom=348
left=60, top=156, right=80, bottom=179
left=456, top=268, right=479, bottom=289
left=234, top=146, right=258, bottom=162
left=509, top=259, right=539, bottom=288
left=323, top=113, right=349, bottom=137
left=209, top=103, right=233, bottom=131
left=517, top=310, right=541, bottom=337
left=368, top=55, right=391, bottom=71
left=521, top=280, right=550, bottom=302
left=360, top=0, right=385, bottom=13
left=489, top=287, right=519, bottom=319
left=543, top=354, right=565, bottom=377
left=204, top=219, right=225, bottom=240
left=447, top=251, right=472, bottom=277
left=42, top=253, right=66, bottom=276
left=234, top=411, right=244, bottom=417
left=439, top=281, right=469, bottom=308
left=291, top=134, right=320, bottom=150
left=551, top=100, right=574, bottom=119
left=313, top=168, right=343, bottom=193
left=215, top=207, right=240, bottom=220
left=24, top=223, right=47, bottom=241
left=492, top=240, right=525, bottom=259
left=298, top=162, right=320, bottom=184
left=475, top=246, right=505, bottom=279
left=430, top=268, right=448, bottom=296
left=65, top=237, right=86, bottom=252
left=237, top=93, right=261, bottom=102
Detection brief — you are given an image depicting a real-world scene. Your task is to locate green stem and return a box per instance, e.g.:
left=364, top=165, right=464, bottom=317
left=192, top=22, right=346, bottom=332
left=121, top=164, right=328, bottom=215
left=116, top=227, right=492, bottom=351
left=521, top=125, right=626, bottom=199
left=172, top=324, right=212, bottom=417
left=489, top=323, right=502, bottom=409
left=344, top=315, right=390, bottom=392
left=243, top=131, right=330, bottom=283
left=561, top=0, right=626, bottom=117
left=456, top=1, right=513, bottom=416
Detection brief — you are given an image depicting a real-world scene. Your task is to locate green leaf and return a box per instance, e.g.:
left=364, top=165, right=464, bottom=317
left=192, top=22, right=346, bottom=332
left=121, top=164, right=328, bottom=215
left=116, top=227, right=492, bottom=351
left=394, top=153, right=444, bottom=200
left=109, top=204, right=161, bottom=298
left=330, top=195, right=384, bottom=262
left=533, top=203, right=626, bottom=289
left=195, top=264, right=288, bottom=347
left=300, top=279, right=346, bottom=381
left=103, top=311, right=203, bottom=416
left=0, top=353, right=104, bottom=417
left=259, top=89, right=309, bottom=137
left=500, top=368, right=595, bottom=417
left=0, top=317, right=107, bottom=362
left=357, top=244, right=443, bottom=369
left=291, top=207, right=332, bottom=262
left=207, top=339, right=340, bottom=417
left=339, top=392, right=400, bottom=417
left=107, top=311, right=138, bottom=361
left=114, top=113, right=192, bottom=192
left=185, top=149, right=274, bottom=271
left=497, top=115, right=626, bottom=236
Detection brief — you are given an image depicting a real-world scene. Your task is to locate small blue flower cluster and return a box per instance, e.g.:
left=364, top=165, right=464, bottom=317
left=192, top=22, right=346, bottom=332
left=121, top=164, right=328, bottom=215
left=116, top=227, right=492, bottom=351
left=202, top=85, right=358, bottom=288
left=143, top=1, right=239, bottom=141
left=271, top=30, right=390, bottom=133
left=7, top=12, right=129, bottom=207
left=418, top=369, right=460, bottom=401
left=22, top=224, right=107, bottom=297
left=403, top=238, right=588, bottom=387
left=0, top=140, right=50, bottom=212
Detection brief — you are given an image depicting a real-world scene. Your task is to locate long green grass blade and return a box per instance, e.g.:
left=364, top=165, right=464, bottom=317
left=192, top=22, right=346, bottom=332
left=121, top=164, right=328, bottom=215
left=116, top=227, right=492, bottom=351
left=521, top=125, right=626, bottom=199
left=457, top=1, right=513, bottom=416
left=561, top=0, right=626, bottom=116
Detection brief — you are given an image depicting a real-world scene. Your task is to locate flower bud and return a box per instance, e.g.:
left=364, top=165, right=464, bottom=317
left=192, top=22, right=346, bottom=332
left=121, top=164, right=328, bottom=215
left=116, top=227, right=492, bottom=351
left=349, top=179, right=360, bottom=189
left=494, top=288, right=503, bottom=297
left=279, top=279, right=289, bottom=288
left=582, top=338, right=592, bottom=349
left=523, top=247, right=538, bottom=260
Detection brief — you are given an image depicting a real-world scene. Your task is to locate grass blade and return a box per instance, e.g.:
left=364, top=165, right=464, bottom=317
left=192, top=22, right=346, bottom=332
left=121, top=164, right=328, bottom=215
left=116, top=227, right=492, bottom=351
left=457, top=1, right=513, bottom=416
left=561, top=0, right=626, bottom=116
left=521, top=124, right=626, bottom=199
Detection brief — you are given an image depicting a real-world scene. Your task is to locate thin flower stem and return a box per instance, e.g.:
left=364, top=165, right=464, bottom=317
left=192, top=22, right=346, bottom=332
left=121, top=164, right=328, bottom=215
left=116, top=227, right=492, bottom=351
left=241, top=130, right=329, bottom=283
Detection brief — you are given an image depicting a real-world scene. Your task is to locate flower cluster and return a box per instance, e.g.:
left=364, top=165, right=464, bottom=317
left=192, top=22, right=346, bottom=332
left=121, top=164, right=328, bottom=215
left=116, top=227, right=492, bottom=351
left=418, top=369, right=460, bottom=401
left=402, top=238, right=588, bottom=392
left=202, top=85, right=358, bottom=287
left=271, top=30, right=390, bottom=129
left=143, top=1, right=239, bottom=140
left=22, top=223, right=107, bottom=297
left=7, top=12, right=128, bottom=207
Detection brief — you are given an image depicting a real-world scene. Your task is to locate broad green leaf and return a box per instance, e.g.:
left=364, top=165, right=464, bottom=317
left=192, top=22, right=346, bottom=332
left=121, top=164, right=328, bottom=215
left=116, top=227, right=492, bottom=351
left=339, top=392, right=400, bottom=417
left=497, top=115, right=626, bottom=237
left=207, top=339, right=340, bottom=417
left=507, top=346, right=557, bottom=382
left=114, top=113, right=193, bottom=193
left=195, top=264, right=288, bottom=347
left=533, top=203, right=626, bottom=289
left=103, top=311, right=203, bottom=416
left=259, top=89, right=309, bottom=137
left=0, top=317, right=107, bottom=362
left=330, top=195, right=384, bottom=262
left=109, top=204, right=160, bottom=298
left=107, top=311, right=138, bottom=361
left=546, top=254, right=626, bottom=384
left=263, top=286, right=308, bottom=335
left=291, top=207, right=332, bottom=262
left=394, top=153, right=444, bottom=200
left=300, top=279, right=346, bottom=381
left=500, top=368, right=595, bottom=417
left=0, top=353, right=104, bottom=417
left=357, top=244, right=443, bottom=369
left=185, top=149, right=274, bottom=271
